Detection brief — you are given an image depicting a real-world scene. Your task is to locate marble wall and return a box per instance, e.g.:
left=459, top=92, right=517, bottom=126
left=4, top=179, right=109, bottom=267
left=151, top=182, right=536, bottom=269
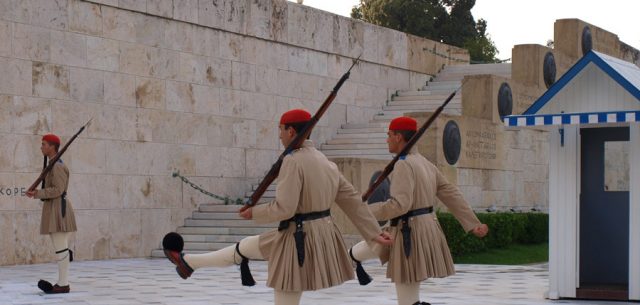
left=0, top=0, right=469, bottom=265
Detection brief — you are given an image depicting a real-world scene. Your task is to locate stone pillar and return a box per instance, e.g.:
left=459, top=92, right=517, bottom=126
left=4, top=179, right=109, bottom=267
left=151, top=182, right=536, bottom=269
left=329, top=158, right=388, bottom=236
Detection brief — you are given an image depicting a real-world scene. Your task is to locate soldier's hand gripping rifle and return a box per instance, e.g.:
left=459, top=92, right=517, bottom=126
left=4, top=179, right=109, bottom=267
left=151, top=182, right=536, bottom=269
left=27, top=118, right=92, bottom=192
left=240, top=56, right=361, bottom=212
left=361, top=88, right=460, bottom=202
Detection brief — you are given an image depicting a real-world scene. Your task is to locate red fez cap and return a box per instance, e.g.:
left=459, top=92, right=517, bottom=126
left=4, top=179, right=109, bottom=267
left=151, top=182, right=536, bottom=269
left=389, top=116, right=417, bottom=132
left=42, top=134, right=61, bottom=145
left=280, top=109, right=311, bottom=125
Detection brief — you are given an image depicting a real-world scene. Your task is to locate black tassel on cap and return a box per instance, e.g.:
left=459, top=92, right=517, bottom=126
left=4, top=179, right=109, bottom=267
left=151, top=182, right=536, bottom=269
left=236, top=243, right=256, bottom=286
left=350, top=248, right=372, bottom=285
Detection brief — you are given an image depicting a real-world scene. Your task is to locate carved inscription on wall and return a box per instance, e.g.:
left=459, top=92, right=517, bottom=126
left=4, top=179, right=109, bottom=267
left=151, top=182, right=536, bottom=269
left=456, top=118, right=506, bottom=170
left=465, top=129, right=497, bottom=161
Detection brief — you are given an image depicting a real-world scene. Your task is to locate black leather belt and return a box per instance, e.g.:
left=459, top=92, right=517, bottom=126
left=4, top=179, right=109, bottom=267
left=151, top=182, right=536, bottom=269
left=389, top=207, right=433, bottom=258
left=278, top=209, right=331, bottom=267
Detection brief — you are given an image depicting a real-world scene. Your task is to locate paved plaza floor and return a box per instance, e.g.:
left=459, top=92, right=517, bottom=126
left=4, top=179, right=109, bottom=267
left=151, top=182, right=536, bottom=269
left=0, top=258, right=633, bottom=305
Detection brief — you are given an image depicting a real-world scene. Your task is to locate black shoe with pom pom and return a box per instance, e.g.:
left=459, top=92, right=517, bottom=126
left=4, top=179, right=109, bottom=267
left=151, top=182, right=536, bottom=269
left=162, top=232, right=194, bottom=279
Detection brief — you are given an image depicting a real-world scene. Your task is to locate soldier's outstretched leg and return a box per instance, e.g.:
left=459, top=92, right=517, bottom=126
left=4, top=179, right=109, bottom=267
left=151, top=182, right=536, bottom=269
left=349, top=240, right=381, bottom=285
left=163, top=233, right=262, bottom=283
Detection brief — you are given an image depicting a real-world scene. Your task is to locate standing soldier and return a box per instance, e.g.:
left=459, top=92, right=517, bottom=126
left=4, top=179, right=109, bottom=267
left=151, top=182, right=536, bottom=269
left=348, top=116, right=489, bottom=305
left=163, top=109, right=393, bottom=305
left=26, top=134, right=77, bottom=294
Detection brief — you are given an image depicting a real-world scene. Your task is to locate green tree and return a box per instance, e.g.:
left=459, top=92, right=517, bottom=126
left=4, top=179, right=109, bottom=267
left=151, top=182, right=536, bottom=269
left=463, top=19, right=499, bottom=63
left=351, top=0, right=500, bottom=63
left=351, top=0, right=447, bottom=40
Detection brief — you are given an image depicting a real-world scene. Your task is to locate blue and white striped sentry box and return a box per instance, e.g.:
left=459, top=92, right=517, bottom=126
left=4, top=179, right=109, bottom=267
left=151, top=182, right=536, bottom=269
left=502, top=50, right=640, bottom=130
left=504, top=111, right=640, bottom=128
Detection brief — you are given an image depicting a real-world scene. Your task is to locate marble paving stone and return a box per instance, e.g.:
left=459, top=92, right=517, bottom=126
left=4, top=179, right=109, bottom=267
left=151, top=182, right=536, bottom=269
left=0, top=259, right=633, bottom=305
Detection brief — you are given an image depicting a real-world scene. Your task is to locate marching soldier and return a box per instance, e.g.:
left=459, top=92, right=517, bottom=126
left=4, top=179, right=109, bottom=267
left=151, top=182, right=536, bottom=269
left=26, top=134, right=77, bottom=294
left=349, top=116, right=489, bottom=305
left=163, top=109, right=393, bottom=305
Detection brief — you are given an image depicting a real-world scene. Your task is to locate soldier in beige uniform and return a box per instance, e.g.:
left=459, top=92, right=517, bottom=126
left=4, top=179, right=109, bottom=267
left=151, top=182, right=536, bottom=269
left=163, top=109, right=393, bottom=305
left=26, top=134, right=77, bottom=294
left=349, top=116, right=489, bottom=305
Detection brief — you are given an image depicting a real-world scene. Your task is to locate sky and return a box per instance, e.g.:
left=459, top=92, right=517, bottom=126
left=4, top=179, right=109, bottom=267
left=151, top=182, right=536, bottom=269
left=290, top=0, right=640, bottom=61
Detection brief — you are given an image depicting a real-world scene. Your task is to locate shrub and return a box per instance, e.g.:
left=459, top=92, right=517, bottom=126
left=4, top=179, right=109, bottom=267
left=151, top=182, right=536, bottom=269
left=436, top=212, right=548, bottom=256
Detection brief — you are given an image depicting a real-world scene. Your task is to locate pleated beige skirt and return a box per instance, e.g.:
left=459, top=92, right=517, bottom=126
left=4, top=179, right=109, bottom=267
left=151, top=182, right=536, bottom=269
left=40, top=198, right=77, bottom=234
left=380, top=213, right=455, bottom=283
left=259, top=217, right=354, bottom=291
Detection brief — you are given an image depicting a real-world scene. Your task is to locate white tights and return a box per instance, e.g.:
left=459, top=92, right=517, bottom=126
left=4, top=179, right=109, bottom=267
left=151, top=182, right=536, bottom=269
left=50, top=232, right=71, bottom=286
left=183, top=235, right=306, bottom=305
left=351, top=241, right=423, bottom=305
left=183, top=235, right=263, bottom=269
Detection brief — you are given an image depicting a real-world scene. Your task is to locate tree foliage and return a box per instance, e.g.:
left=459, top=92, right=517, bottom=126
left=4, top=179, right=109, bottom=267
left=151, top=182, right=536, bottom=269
left=351, top=0, right=500, bottom=63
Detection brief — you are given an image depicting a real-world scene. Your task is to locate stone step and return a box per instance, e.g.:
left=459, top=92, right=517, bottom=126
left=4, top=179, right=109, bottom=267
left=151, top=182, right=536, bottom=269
left=437, top=69, right=511, bottom=76
left=326, top=137, right=389, bottom=145
left=340, top=122, right=389, bottom=129
left=184, top=218, right=276, bottom=228
left=245, top=190, right=276, bottom=198
left=383, top=104, right=462, bottom=111
left=389, top=99, right=461, bottom=106
left=395, top=90, right=434, bottom=97
left=321, top=143, right=388, bottom=150
left=322, top=149, right=389, bottom=156
left=421, top=85, right=459, bottom=91
left=422, top=81, right=460, bottom=89
left=392, top=94, right=458, bottom=102
left=337, top=127, right=387, bottom=134
left=192, top=212, right=262, bottom=220
left=198, top=204, right=245, bottom=213
left=434, top=73, right=510, bottom=82
left=176, top=226, right=272, bottom=235
left=192, top=211, right=242, bottom=220
left=183, top=242, right=237, bottom=251
left=373, top=109, right=462, bottom=121
left=151, top=249, right=210, bottom=258
left=374, top=110, right=412, bottom=117
left=426, top=80, right=460, bottom=87
left=370, top=116, right=393, bottom=122
left=442, top=63, right=511, bottom=72
left=332, top=132, right=387, bottom=139
left=182, top=234, right=247, bottom=243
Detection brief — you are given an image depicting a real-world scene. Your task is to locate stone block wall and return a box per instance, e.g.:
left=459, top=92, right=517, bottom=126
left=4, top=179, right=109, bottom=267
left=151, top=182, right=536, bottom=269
left=395, top=19, right=640, bottom=214
left=0, top=0, right=469, bottom=265
left=407, top=112, right=550, bottom=212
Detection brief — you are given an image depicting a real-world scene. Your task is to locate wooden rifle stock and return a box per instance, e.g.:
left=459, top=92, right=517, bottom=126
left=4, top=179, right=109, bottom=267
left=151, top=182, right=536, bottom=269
left=241, top=56, right=361, bottom=212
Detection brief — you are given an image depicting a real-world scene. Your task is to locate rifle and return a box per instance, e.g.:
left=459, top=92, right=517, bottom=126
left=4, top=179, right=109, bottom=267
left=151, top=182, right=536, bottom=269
left=361, top=89, right=459, bottom=202
left=240, top=56, right=361, bottom=212
left=27, top=118, right=92, bottom=192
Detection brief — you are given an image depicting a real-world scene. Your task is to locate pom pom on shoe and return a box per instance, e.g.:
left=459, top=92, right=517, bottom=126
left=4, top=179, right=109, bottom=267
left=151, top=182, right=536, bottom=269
left=162, top=232, right=184, bottom=252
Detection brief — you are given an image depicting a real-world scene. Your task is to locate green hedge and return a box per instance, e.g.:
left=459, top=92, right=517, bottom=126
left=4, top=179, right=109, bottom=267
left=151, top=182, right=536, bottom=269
left=436, top=212, right=548, bottom=256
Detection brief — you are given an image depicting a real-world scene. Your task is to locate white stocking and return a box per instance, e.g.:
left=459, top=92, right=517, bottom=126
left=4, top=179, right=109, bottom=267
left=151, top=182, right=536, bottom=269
left=183, top=235, right=263, bottom=270
left=395, top=282, right=421, bottom=305
left=50, top=232, right=71, bottom=286
left=274, top=290, right=302, bottom=305
left=350, top=240, right=379, bottom=262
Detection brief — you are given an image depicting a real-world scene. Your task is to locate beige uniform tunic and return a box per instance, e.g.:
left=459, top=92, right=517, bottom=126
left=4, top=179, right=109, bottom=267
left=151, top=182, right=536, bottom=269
left=369, top=148, right=481, bottom=283
left=35, top=160, right=77, bottom=234
left=253, top=141, right=382, bottom=292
